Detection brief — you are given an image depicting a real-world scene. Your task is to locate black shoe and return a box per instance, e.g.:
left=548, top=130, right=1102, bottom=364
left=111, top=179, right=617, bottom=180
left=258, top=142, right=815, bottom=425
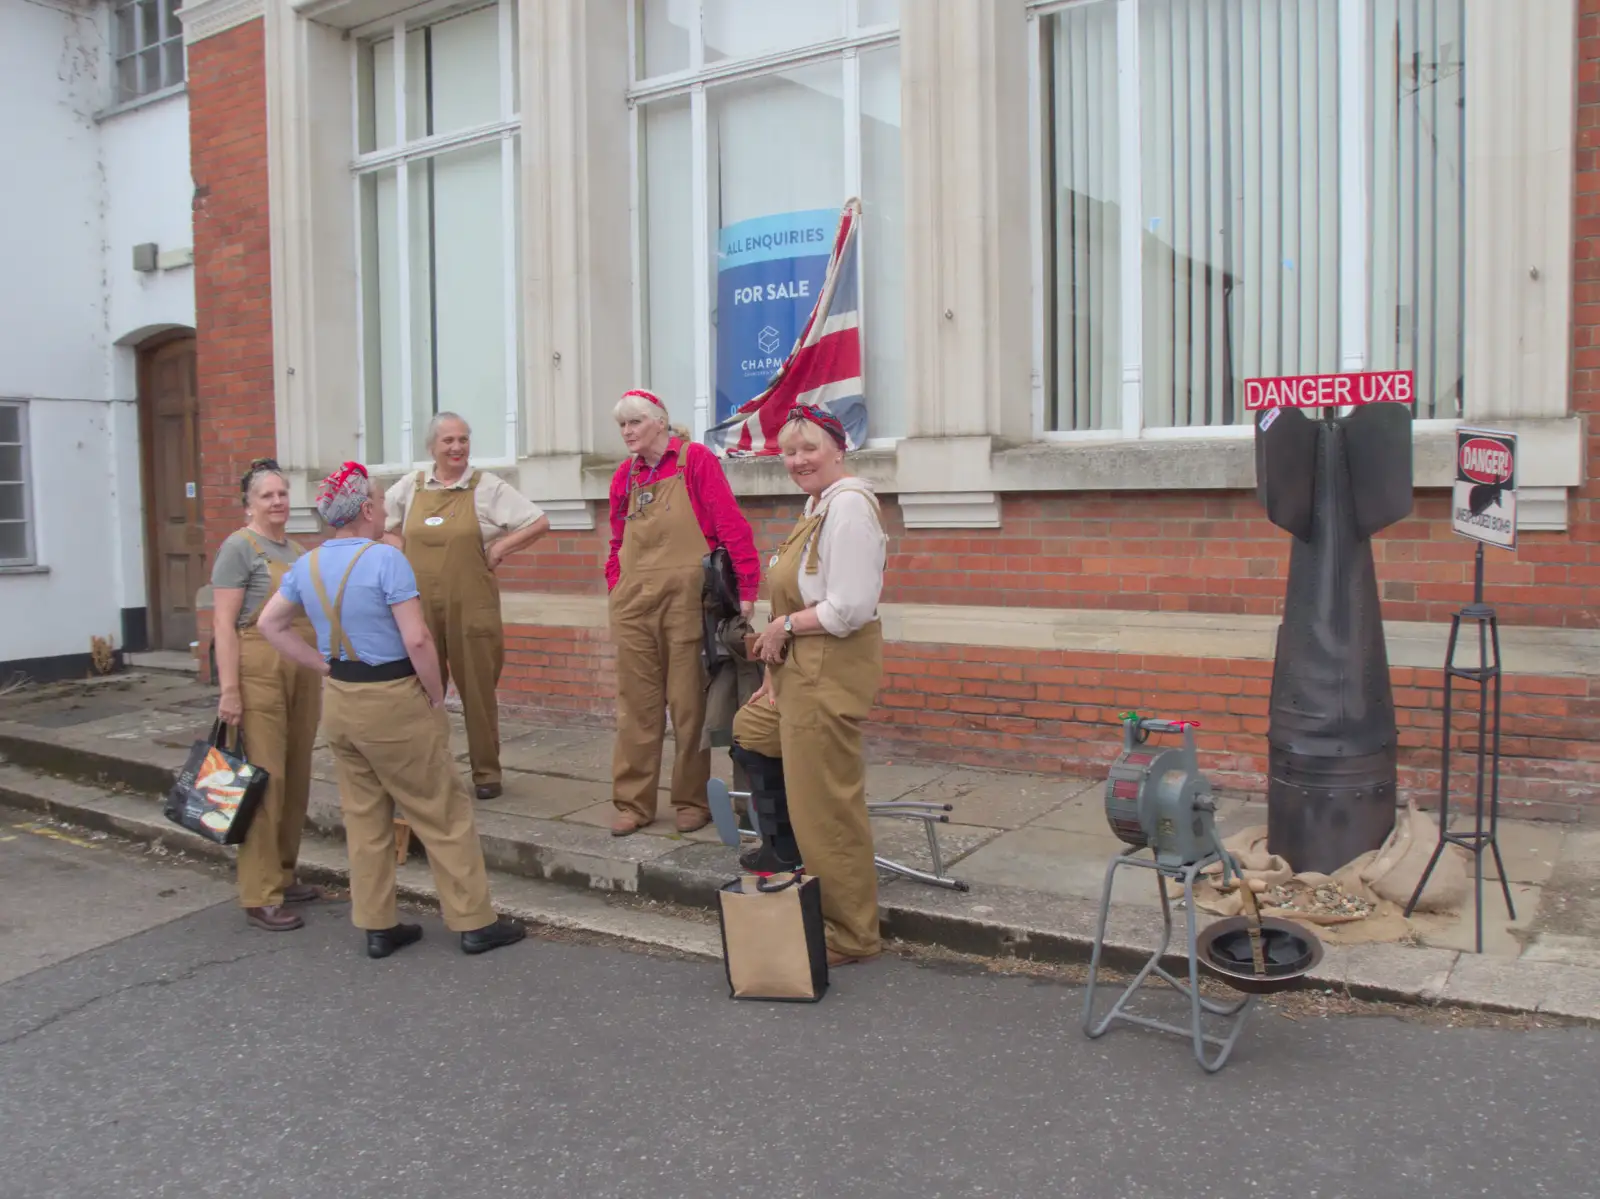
left=739, top=842, right=802, bottom=874
left=366, top=923, right=423, bottom=959
left=461, top=916, right=526, bottom=955
left=475, top=783, right=503, bottom=801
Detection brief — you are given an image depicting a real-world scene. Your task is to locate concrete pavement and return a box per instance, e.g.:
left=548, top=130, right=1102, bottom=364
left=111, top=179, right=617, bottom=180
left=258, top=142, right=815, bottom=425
left=1, top=670, right=1597, bottom=1022
left=2, top=825, right=1598, bottom=1199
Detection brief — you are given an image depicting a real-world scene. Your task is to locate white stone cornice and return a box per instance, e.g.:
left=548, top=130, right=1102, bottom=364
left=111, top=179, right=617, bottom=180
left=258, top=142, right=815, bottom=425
left=176, top=0, right=264, bottom=44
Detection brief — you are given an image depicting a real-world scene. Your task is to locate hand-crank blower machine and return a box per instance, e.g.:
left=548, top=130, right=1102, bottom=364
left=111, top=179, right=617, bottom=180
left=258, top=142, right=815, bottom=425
left=1083, top=713, right=1324, bottom=1072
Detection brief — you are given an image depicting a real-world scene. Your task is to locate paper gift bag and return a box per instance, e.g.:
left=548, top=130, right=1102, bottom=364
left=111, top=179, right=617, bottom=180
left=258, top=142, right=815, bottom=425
left=717, top=871, right=829, bottom=1002
left=163, top=721, right=270, bottom=846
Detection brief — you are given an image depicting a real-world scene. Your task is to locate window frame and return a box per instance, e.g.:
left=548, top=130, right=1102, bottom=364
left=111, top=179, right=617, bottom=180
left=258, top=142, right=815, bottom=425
left=0, top=401, right=36, bottom=569
left=627, top=0, right=902, bottom=446
left=110, top=0, right=186, bottom=109
left=348, top=0, right=522, bottom=474
left=1025, top=0, right=1464, bottom=443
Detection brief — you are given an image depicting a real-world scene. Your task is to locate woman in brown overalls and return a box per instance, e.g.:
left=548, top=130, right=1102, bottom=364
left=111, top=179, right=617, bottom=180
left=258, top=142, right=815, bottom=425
left=210, top=458, right=324, bottom=932
left=383, top=412, right=550, bottom=800
left=732, top=406, right=888, bottom=966
left=605, top=389, right=760, bottom=837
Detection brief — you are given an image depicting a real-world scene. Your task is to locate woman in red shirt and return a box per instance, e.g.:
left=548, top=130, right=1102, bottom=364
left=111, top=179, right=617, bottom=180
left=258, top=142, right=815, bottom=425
left=606, top=389, right=759, bottom=836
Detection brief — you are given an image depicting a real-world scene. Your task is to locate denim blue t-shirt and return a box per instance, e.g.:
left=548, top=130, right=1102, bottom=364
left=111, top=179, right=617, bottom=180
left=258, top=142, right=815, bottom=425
left=278, top=538, right=419, bottom=665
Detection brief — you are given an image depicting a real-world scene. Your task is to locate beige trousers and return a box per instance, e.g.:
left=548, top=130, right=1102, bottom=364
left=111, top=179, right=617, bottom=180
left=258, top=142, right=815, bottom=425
left=235, top=629, right=321, bottom=907
left=731, top=624, right=884, bottom=958
left=321, top=676, right=496, bottom=932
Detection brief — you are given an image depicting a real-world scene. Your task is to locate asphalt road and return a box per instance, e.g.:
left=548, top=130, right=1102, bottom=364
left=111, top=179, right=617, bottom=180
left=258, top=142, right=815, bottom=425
left=1, top=818, right=1597, bottom=1199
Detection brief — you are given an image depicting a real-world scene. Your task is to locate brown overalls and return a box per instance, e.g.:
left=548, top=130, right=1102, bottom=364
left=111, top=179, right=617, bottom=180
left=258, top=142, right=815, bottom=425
left=402, top=471, right=504, bottom=789
left=610, top=470, right=712, bottom=823
left=731, top=486, right=885, bottom=958
left=234, top=530, right=322, bottom=909
left=309, top=544, right=496, bottom=933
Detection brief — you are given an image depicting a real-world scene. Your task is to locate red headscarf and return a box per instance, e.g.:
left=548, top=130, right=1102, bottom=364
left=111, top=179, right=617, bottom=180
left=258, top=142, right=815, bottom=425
left=786, top=404, right=847, bottom=449
left=315, top=461, right=371, bottom=528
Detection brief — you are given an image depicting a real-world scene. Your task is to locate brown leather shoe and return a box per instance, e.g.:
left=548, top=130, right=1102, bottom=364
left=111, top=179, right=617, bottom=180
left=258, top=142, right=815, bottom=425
left=245, top=905, right=304, bottom=932
left=674, top=808, right=711, bottom=834
left=611, top=811, right=649, bottom=837
left=282, top=883, right=326, bottom=904
left=827, top=948, right=880, bottom=968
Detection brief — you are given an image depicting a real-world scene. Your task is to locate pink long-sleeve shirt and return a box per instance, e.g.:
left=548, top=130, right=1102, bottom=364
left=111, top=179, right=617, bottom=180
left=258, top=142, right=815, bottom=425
left=605, top=438, right=760, bottom=603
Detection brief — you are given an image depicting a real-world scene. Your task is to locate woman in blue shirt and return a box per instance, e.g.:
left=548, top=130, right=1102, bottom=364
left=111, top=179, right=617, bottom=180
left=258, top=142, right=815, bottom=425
left=257, top=462, right=524, bottom=960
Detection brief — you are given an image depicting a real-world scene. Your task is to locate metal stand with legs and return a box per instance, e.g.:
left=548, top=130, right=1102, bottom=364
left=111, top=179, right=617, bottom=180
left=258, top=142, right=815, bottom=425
left=1403, top=543, right=1516, bottom=953
left=1082, top=847, right=1254, bottom=1074
left=706, top=779, right=968, bottom=892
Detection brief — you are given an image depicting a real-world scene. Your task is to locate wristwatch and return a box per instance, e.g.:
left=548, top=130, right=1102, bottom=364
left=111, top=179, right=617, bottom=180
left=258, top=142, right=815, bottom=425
left=783, top=614, right=793, bottom=636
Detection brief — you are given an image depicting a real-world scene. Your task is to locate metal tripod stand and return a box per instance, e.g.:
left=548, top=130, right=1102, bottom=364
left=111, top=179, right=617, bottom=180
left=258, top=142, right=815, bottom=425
left=706, top=777, right=969, bottom=891
left=1082, top=847, right=1254, bottom=1074
left=1404, top=542, right=1516, bottom=953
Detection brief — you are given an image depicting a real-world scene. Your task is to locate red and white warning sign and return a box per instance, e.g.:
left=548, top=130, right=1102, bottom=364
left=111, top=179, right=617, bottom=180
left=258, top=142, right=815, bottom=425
left=1452, top=427, right=1517, bottom=549
left=1243, top=369, right=1414, bottom=411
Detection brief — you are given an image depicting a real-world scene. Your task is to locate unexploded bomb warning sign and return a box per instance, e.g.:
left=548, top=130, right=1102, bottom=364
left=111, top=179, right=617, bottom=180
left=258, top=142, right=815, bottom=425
left=1452, top=427, right=1517, bottom=549
left=1243, top=369, right=1414, bottom=411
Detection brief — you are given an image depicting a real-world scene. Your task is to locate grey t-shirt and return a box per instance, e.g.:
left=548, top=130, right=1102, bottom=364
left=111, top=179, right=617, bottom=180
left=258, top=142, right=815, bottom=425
left=211, top=530, right=304, bottom=628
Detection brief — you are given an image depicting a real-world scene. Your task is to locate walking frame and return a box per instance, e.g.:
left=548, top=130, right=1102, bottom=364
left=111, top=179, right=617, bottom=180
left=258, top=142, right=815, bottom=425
left=706, top=778, right=969, bottom=892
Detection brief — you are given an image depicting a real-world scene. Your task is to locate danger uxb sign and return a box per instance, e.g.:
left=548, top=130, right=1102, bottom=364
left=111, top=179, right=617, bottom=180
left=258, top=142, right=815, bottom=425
left=1453, top=427, right=1517, bottom=549
left=1243, top=369, right=1414, bottom=411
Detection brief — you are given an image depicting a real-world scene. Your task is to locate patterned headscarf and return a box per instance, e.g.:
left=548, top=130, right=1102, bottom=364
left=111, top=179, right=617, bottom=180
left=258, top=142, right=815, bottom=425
left=315, top=461, right=371, bottom=528
left=786, top=404, right=847, bottom=449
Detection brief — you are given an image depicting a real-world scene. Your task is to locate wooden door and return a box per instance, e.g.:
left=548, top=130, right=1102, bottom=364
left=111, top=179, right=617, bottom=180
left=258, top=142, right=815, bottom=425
left=139, top=336, right=205, bottom=651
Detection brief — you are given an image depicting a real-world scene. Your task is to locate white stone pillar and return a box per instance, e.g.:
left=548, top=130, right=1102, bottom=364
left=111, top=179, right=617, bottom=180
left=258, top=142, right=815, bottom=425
left=268, top=0, right=359, bottom=479
left=1461, top=0, right=1580, bottom=530
left=516, top=0, right=633, bottom=527
left=1463, top=0, right=1576, bottom=425
left=896, top=0, right=1033, bottom=526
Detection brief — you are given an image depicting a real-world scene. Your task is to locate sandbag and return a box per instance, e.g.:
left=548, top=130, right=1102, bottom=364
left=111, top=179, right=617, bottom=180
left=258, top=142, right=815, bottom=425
left=1359, top=801, right=1470, bottom=913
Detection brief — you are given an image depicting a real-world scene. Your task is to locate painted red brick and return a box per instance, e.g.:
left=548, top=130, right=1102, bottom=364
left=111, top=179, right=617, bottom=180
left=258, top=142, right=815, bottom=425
left=188, top=19, right=276, bottom=565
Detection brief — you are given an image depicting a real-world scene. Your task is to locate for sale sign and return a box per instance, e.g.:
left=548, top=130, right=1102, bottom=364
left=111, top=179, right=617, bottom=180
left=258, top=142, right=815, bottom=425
left=1243, top=369, right=1414, bottom=411
left=1452, top=427, right=1517, bottom=549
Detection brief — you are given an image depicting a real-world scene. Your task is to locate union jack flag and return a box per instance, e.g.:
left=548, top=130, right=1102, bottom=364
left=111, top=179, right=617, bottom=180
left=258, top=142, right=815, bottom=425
left=707, top=198, right=866, bottom=456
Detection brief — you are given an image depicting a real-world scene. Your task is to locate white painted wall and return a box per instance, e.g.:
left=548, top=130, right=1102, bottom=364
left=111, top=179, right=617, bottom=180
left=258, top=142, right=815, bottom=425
left=0, top=0, right=195, bottom=668
left=0, top=0, right=107, bottom=403
left=105, top=88, right=197, bottom=624
left=107, top=92, right=198, bottom=387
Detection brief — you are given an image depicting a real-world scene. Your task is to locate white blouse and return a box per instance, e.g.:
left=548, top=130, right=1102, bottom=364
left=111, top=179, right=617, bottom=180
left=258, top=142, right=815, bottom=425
left=796, top=478, right=887, bottom=637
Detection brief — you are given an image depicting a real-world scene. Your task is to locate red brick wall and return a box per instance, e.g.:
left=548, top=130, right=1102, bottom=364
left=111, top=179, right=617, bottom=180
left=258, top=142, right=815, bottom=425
left=499, top=479, right=1600, bottom=818
left=502, top=486, right=1594, bottom=628
left=188, top=18, right=276, bottom=563
left=499, top=624, right=1598, bottom=821
left=883, top=494, right=1596, bottom=628
left=866, top=647, right=1597, bottom=822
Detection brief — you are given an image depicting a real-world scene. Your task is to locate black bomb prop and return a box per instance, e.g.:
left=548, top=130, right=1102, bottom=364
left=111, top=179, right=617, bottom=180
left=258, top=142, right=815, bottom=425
left=1254, top=401, right=1414, bottom=875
